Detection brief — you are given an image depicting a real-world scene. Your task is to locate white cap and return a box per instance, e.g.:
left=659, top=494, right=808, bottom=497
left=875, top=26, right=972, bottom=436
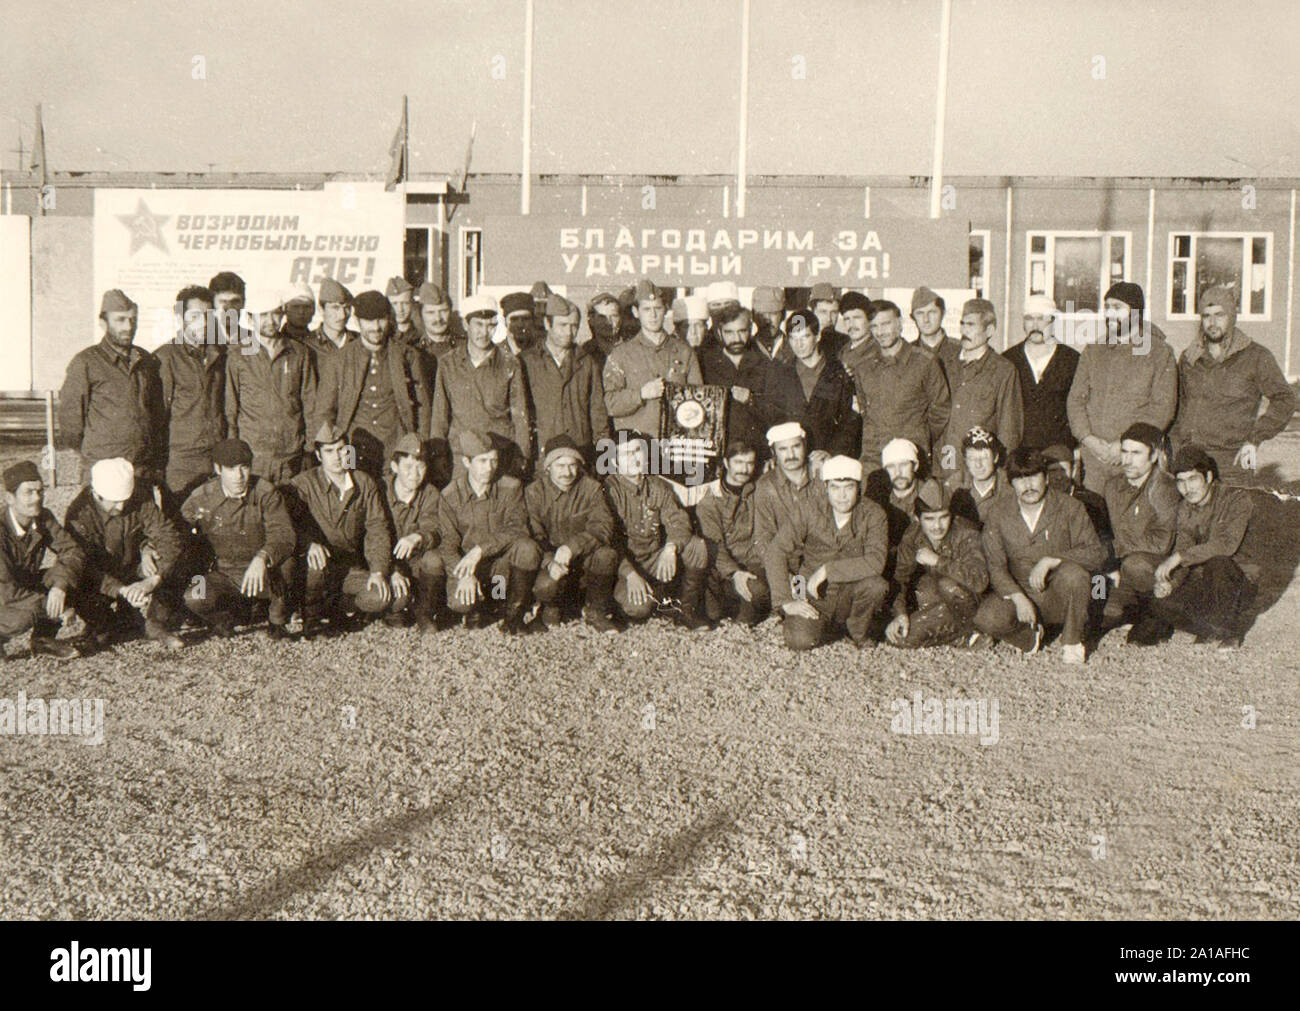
left=460, top=293, right=499, bottom=318
left=679, top=294, right=709, bottom=322
left=285, top=283, right=316, bottom=306
left=705, top=281, right=739, bottom=304
left=765, top=421, right=807, bottom=445
left=90, top=458, right=135, bottom=501
left=881, top=438, right=920, bottom=467
left=821, top=456, right=863, bottom=482
left=1023, top=294, right=1057, bottom=316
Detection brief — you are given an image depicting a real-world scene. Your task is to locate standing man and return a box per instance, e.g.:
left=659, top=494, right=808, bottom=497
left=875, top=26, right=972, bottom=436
left=59, top=289, right=165, bottom=483
left=910, top=287, right=962, bottom=379
left=751, top=286, right=793, bottom=364
left=386, top=277, right=421, bottom=345
left=855, top=301, right=951, bottom=475
left=281, top=285, right=316, bottom=343
left=1171, top=285, right=1297, bottom=486
left=602, top=279, right=703, bottom=439
left=525, top=434, right=620, bottom=631
left=209, top=272, right=251, bottom=349
left=1067, top=282, right=1177, bottom=492
left=704, top=281, right=742, bottom=345
left=1004, top=295, right=1078, bottom=452
left=180, top=438, right=296, bottom=640
left=285, top=424, right=395, bottom=636
left=307, top=278, right=357, bottom=370
left=500, top=292, right=540, bottom=356
left=414, top=283, right=460, bottom=362
left=225, top=291, right=317, bottom=484
left=753, top=422, right=825, bottom=545
left=156, top=284, right=227, bottom=501
left=519, top=295, right=609, bottom=463
left=438, top=431, right=541, bottom=633
left=765, top=455, right=890, bottom=651
left=314, top=290, right=430, bottom=480
left=699, top=305, right=771, bottom=453
left=671, top=295, right=710, bottom=351
left=937, top=298, right=1023, bottom=479
left=835, top=290, right=877, bottom=382
left=0, top=461, right=83, bottom=660
left=430, top=293, right=531, bottom=477
left=973, top=448, right=1106, bottom=663
left=695, top=439, right=770, bottom=626
left=761, top=310, right=858, bottom=457
left=808, top=283, right=848, bottom=359
left=382, top=433, right=446, bottom=632
left=583, top=291, right=626, bottom=370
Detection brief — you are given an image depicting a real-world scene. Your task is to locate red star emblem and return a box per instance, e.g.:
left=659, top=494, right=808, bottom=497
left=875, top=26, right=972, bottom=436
left=116, top=198, right=171, bottom=255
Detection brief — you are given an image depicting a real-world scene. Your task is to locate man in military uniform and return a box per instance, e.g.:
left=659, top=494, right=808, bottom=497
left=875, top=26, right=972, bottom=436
left=59, top=289, right=166, bottom=484
left=63, top=458, right=186, bottom=650
left=0, top=461, right=83, bottom=660
left=314, top=289, right=430, bottom=480
left=414, top=283, right=460, bottom=362
left=909, top=287, right=962, bottom=380
left=156, top=284, right=227, bottom=501
left=386, top=277, right=421, bottom=344
left=437, top=431, right=541, bottom=633
left=866, top=438, right=923, bottom=576
left=695, top=439, right=770, bottom=626
left=285, top=424, right=394, bottom=637
left=307, top=278, right=357, bottom=372
left=500, top=291, right=540, bottom=356
left=808, top=282, right=848, bottom=360
left=603, top=435, right=710, bottom=629
left=947, top=426, right=1012, bottom=528
left=519, top=295, right=608, bottom=464
left=382, top=433, right=446, bottom=632
left=179, top=438, right=296, bottom=640
left=225, top=290, right=318, bottom=484
left=430, top=293, right=531, bottom=479
left=525, top=434, right=619, bottom=632
left=765, top=455, right=890, bottom=651
left=835, top=290, right=877, bottom=379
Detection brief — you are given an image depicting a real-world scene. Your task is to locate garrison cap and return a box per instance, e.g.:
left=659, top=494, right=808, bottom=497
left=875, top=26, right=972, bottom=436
left=391, top=432, right=427, bottom=460
left=314, top=421, right=348, bottom=447
left=385, top=276, right=414, bottom=297
left=633, top=279, right=662, bottom=303
left=459, top=430, right=496, bottom=458
left=318, top=278, right=353, bottom=304
left=544, top=293, right=576, bottom=318
left=100, top=289, right=137, bottom=314
left=914, top=477, right=952, bottom=514
left=910, top=286, right=942, bottom=313
left=416, top=282, right=450, bottom=306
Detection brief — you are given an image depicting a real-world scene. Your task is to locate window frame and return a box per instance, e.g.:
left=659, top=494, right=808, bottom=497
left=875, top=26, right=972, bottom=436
left=459, top=226, right=483, bottom=301
left=1024, top=229, right=1132, bottom=319
left=1166, top=231, right=1272, bottom=322
left=969, top=229, right=991, bottom=300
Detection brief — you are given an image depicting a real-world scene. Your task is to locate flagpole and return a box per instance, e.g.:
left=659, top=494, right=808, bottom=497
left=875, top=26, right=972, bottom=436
left=402, top=94, right=409, bottom=189
left=520, top=0, right=535, bottom=215
left=736, top=0, right=750, bottom=219
left=928, top=0, right=952, bottom=219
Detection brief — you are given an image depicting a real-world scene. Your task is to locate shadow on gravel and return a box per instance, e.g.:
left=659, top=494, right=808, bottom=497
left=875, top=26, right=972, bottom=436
left=556, top=810, right=737, bottom=921
left=1240, top=490, right=1300, bottom=625
left=196, top=786, right=465, bottom=921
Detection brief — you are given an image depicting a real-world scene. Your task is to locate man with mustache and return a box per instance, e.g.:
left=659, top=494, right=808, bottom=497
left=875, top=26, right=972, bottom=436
left=1004, top=294, right=1079, bottom=452
left=936, top=299, right=1022, bottom=480
left=699, top=305, right=771, bottom=454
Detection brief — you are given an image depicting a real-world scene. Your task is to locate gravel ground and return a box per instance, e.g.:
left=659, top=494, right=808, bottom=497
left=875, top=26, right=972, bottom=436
left=1, top=441, right=1297, bottom=920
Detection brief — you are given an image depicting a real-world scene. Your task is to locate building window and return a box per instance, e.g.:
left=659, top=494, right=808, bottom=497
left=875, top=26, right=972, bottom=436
left=1025, top=230, right=1130, bottom=314
left=1168, top=232, right=1271, bottom=321
left=460, top=227, right=483, bottom=300
left=404, top=227, right=432, bottom=287
left=969, top=230, right=990, bottom=299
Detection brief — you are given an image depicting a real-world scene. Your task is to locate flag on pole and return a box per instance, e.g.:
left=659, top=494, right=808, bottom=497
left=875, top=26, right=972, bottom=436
left=456, top=120, right=476, bottom=191
left=385, top=97, right=407, bottom=190
left=31, top=103, right=50, bottom=214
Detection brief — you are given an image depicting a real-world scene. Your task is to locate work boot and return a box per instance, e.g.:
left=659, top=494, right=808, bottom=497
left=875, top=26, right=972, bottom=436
left=540, top=605, right=563, bottom=629
left=502, top=566, right=538, bottom=635
left=31, top=620, right=79, bottom=660
left=583, top=571, right=619, bottom=633
left=265, top=622, right=289, bottom=642
left=413, top=573, right=442, bottom=633
left=145, top=619, right=185, bottom=651
left=675, top=566, right=714, bottom=632
left=384, top=608, right=415, bottom=628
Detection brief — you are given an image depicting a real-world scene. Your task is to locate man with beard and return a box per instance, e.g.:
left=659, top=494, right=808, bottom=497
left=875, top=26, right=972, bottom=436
left=751, top=286, right=793, bottom=364
left=281, top=285, right=316, bottom=343
left=225, top=291, right=318, bottom=484
left=765, top=455, right=889, bottom=651
left=1067, top=282, right=1177, bottom=492
left=414, top=283, right=460, bottom=362
left=855, top=301, right=951, bottom=475
left=439, top=431, right=541, bottom=634
left=500, top=291, right=540, bottom=356
left=60, top=289, right=166, bottom=485
left=867, top=438, right=923, bottom=573
left=671, top=294, right=710, bottom=351
left=704, top=281, right=742, bottom=348
left=0, top=461, right=84, bottom=660
left=886, top=478, right=988, bottom=649
left=937, top=298, right=1022, bottom=480
left=180, top=438, right=296, bottom=641
left=948, top=426, right=1012, bottom=527
left=307, top=278, right=357, bottom=371
left=602, top=279, right=703, bottom=440
left=753, top=422, right=825, bottom=546
left=209, top=271, right=254, bottom=351
left=386, top=277, right=421, bottom=345
left=314, top=290, right=430, bottom=480
left=761, top=310, right=858, bottom=458
left=808, top=283, right=848, bottom=360
left=430, top=293, right=531, bottom=478
left=525, top=434, right=619, bottom=632
left=1144, top=446, right=1258, bottom=650
left=699, top=305, right=770, bottom=454
left=696, top=439, right=770, bottom=627
left=1171, top=286, right=1296, bottom=487
left=519, top=295, right=608, bottom=462
left=909, top=287, right=962, bottom=380
left=156, top=285, right=227, bottom=501
left=835, top=290, right=877, bottom=383
left=381, top=433, right=446, bottom=632
left=974, top=448, right=1106, bottom=663
left=1099, top=423, right=1180, bottom=642
left=582, top=291, right=625, bottom=370
left=1004, top=294, right=1078, bottom=451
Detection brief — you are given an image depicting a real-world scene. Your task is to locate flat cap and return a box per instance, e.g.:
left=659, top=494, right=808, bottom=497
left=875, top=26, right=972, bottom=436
left=808, top=283, right=839, bottom=305
left=3, top=460, right=41, bottom=493
left=385, top=276, right=414, bottom=297
left=352, top=290, right=391, bottom=320
left=459, top=430, right=496, bottom=458
left=100, top=289, right=137, bottom=314
left=588, top=292, right=619, bottom=311
left=392, top=432, right=427, bottom=460
left=416, top=282, right=450, bottom=306
left=501, top=292, right=534, bottom=317
left=212, top=438, right=254, bottom=468
left=752, top=286, right=784, bottom=313
left=318, top=278, right=353, bottom=304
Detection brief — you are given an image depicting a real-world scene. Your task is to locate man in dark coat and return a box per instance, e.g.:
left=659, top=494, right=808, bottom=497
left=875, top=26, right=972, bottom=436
left=761, top=310, right=858, bottom=458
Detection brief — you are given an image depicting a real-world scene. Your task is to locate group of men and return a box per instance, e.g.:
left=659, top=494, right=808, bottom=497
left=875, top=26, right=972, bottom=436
left=1, top=268, right=1292, bottom=662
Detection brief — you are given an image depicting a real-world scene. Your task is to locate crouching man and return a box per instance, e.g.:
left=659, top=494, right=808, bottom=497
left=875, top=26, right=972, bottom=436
left=696, top=439, right=770, bottom=626
left=1145, top=446, right=1258, bottom=650
left=64, top=457, right=186, bottom=650
left=180, top=438, right=296, bottom=640
left=974, top=448, right=1106, bottom=663
left=885, top=478, right=989, bottom=649
left=0, top=461, right=84, bottom=660
left=603, top=435, right=711, bottom=629
left=382, top=434, right=446, bottom=632
left=765, top=455, right=889, bottom=651
left=285, top=424, right=394, bottom=637
left=438, top=431, right=541, bottom=633
left=526, top=434, right=620, bottom=631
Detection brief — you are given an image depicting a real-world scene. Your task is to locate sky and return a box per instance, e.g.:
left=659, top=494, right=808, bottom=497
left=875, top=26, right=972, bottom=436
left=2, top=0, right=1298, bottom=179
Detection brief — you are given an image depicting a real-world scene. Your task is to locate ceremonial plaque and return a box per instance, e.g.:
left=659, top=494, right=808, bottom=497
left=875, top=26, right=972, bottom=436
left=659, top=382, right=727, bottom=477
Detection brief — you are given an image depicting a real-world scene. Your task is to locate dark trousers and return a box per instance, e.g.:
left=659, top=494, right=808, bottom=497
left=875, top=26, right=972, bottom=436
left=893, top=573, right=981, bottom=648
left=183, top=560, right=294, bottom=627
left=445, top=537, right=542, bottom=614
left=302, top=554, right=391, bottom=615
left=705, top=568, right=771, bottom=625
left=1150, top=556, right=1255, bottom=640
left=0, top=568, right=60, bottom=639
left=532, top=546, right=619, bottom=609
left=974, top=560, right=1092, bottom=647
left=612, top=555, right=710, bottom=621
left=392, top=549, right=447, bottom=617
left=782, top=575, right=890, bottom=650
left=1102, top=551, right=1162, bottom=622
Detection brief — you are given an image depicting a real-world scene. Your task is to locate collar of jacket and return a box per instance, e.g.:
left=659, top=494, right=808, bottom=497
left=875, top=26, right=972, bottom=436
left=1184, top=326, right=1251, bottom=366
left=98, top=338, right=143, bottom=368
left=719, top=477, right=753, bottom=499
left=635, top=330, right=672, bottom=351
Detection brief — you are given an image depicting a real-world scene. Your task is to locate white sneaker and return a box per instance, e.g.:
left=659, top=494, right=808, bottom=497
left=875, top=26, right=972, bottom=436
left=1061, top=642, right=1086, bottom=664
